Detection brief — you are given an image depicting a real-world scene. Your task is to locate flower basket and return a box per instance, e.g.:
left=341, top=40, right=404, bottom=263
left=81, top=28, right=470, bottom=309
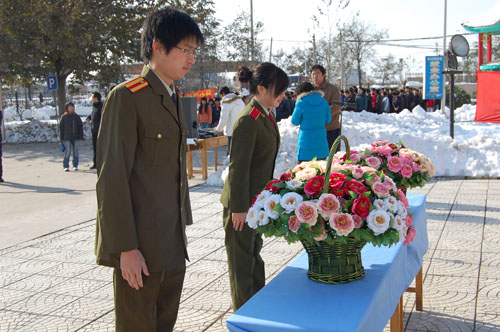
left=301, top=238, right=366, bottom=284
left=245, top=135, right=416, bottom=285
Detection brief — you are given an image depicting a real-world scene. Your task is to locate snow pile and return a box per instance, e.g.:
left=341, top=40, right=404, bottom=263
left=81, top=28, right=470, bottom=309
left=3, top=103, right=92, bottom=122
left=4, top=119, right=91, bottom=144
left=205, top=104, right=500, bottom=186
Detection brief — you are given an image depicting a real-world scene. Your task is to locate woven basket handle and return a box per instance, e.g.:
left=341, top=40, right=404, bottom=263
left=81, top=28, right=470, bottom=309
left=322, top=135, right=351, bottom=193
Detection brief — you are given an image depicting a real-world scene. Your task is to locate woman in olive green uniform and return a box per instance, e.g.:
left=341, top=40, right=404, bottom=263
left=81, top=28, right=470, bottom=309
left=220, top=63, right=289, bottom=310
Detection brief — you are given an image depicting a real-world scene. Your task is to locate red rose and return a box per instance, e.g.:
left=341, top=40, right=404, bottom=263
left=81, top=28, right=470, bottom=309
left=265, top=179, right=282, bottom=193
left=351, top=196, right=372, bottom=218
left=344, top=179, right=367, bottom=195
left=280, top=172, right=292, bottom=181
left=304, top=176, right=324, bottom=196
left=329, top=172, right=347, bottom=188
left=330, top=181, right=345, bottom=197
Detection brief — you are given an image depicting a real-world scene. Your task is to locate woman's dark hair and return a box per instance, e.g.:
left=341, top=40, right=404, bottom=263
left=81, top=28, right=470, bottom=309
left=219, top=86, right=230, bottom=95
left=208, top=98, right=214, bottom=104
left=295, top=82, right=315, bottom=95
left=238, top=63, right=289, bottom=98
left=198, top=97, right=208, bottom=114
left=141, top=7, right=204, bottom=63
left=65, top=102, right=75, bottom=111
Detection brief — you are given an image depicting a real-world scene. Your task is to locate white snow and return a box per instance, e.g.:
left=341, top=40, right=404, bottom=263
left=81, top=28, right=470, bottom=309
left=206, top=104, right=500, bottom=186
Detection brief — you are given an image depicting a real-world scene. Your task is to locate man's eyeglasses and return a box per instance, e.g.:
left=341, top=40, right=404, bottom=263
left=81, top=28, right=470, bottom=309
left=174, top=45, right=196, bottom=57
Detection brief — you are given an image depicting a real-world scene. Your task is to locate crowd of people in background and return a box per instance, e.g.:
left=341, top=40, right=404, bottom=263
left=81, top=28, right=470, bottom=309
left=341, top=86, right=440, bottom=113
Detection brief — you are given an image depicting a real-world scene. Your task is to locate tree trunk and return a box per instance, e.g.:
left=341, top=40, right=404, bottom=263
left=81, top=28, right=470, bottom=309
left=357, top=60, right=362, bottom=87
left=56, top=74, right=68, bottom=117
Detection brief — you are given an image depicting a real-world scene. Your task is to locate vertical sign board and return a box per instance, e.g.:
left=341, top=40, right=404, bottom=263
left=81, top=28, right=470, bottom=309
left=423, top=56, right=444, bottom=100
left=46, top=75, right=58, bottom=91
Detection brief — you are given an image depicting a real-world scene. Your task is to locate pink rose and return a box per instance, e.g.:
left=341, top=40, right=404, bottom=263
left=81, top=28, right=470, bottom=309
left=330, top=213, right=355, bottom=236
left=371, top=140, right=389, bottom=147
left=353, top=214, right=363, bottom=228
left=377, top=145, right=394, bottom=157
left=401, top=164, right=413, bottom=178
left=404, top=228, right=416, bottom=246
left=400, top=154, right=413, bottom=165
left=365, top=156, right=382, bottom=169
left=295, top=201, right=318, bottom=225
left=288, top=215, right=301, bottom=233
left=352, top=167, right=364, bottom=179
left=383, top=177, right=396, bottom=191
left=387, top=156, right=403, bottom=173
left=369, top=146, right=378, bottom=154
left=349, top=151, right=360, bottom=163
left=412, top=162, right=420, bottom=172
left=397, top=189, right=409, bottom=208
left=405, top=215, right=413, bottom=227
left=317, top=193, right=340, bottom=218
left=313, top=220, right=327, bottom=241
left=365, top=172, right=381, bottom=186
left=372, top=182, right=389, bottom=198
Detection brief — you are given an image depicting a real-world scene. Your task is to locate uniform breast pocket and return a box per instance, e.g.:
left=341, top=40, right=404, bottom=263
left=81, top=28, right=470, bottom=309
left=143, top=127, right=169, bottom=166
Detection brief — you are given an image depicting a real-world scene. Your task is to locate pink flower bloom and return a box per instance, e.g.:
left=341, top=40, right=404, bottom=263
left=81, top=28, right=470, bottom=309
left=288, top=215, right=301, bottom=233
left=412, top=162, right=420, bottom=172
left=387, top=156, right=403, bottom=173
left=397, top=189, right=409, bottom=208
left=371, top=140, right=389, bottom=147
left=352, top=166, right=364, bottom=179
left=369, top=146, right=378, bottom=154
left=365, top=156, right=382, bottom=169
left=353, top=214, right=363, bottom=228
left=313, top=220, right=327, bottom=241
left=383, top=177, right=397, bottom=191
left=377, top=145, right=394, bottom=157
left=401, top=164, right=413, bottom=178
left=317, top=193, right=340, bottom=219
left=400, top=154, right=413, bottom=165
left=295, top=201, right=318, bottom=226
left=365, top=172, right=381, bottom=186
left=404, top=227, right=416, bottom=246
left=330, top=213, right=355, bottom=236
left=405, top=215, right=413, bottom=227
left=349, top=151, right=360, bottom=163
left=372, top=182, right=390, bottom=198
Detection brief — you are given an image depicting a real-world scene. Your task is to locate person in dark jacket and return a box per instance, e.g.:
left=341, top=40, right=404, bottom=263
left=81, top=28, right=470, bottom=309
left=355, top=88, right=367, bottom=111
left=212, top=97, right=221, bottom=127
left=0, top=109, right=4, bottom=182
left=392, top=91, right=403, bottom=113
left=88, top=91, right=102, bottom=169
left=275, top=96, right=292, bottom=121
left=60, top=102, right=84, bottom=171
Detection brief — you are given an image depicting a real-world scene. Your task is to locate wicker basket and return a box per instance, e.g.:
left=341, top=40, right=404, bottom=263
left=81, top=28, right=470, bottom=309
left=302, top=135, right=366, bottom=284
left=301, top=239, right=366, bottom=284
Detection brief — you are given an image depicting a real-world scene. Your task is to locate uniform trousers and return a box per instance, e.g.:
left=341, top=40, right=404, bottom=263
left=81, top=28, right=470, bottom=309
left=113, top=265, right=185, bottom=332
left=223, top=207, right=265, bottom=311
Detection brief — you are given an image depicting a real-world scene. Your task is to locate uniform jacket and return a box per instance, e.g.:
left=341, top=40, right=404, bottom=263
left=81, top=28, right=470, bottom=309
left=216, top=93, right=245, bottom=137
left=316, top=80, right=341, bottom=131
left=95, top=65, right=193, bottom=272
left=59, top=112, right=83, bottom=141
left=220, top=97, right=280, bottom=213
left=291, top=91, right=331, bottom=161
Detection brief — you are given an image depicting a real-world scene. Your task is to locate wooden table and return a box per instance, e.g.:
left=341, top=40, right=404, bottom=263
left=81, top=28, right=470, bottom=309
left=187, top=136, right=228, bottom=180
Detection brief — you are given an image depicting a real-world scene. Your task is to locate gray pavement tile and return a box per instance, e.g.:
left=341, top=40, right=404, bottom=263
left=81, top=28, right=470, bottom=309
left=422, top=275, right=478, bottom=310
left=435, top=231, right=483, bottom=251
left=43, top=278, right=110, bottom=298
left=0, top=258, right=61, bottom=274
left=16, top=315, right=92, bottom=332
left=76, top=266, right=113, bottom=282
left=37, top=262, right=95, bottom=278
left=204, top=310, right=232, bottom=332
left=202, top=247, right=227, bottom=262
left=31, top=248, right=89, bottom=263
left=181, top=289, right=231, bottom=312
left=426, top=249, right=480, bottom=278
left=84, top=283, right=114, bottom=301
left=479, top=253, right=500, bottom=280
left=204, top=274, right=231, bottom=293
left=476, top=278, right=500, bottom=315
left=0, top=288, right=35, bottom=309
left=475, top=312, right=500, bottom=332
left=7, top=292, right=79, bottom=315
left=0, top=309, right=40, bottom=331
left=183, top=260, right=227, bottom=291
left=174, top=308, right=226, bottom=332
left=75, top=311, right=115, bottom=332
left=3, top=274, right=72, bottom=293
left=0, top=271, right=32, bottom=288
left=51, top=296, right=114, bottom=321
left=1, top=246, right=47, bottom=260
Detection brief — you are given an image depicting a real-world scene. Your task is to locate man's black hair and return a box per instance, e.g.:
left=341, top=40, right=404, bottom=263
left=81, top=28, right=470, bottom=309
left=92, top=92, right=102, bottom=101
left=141, top=7, right=204, bottom=63
left=219, top=86, right=231, bottom=95
left=311, top=64, right=326, bottom=76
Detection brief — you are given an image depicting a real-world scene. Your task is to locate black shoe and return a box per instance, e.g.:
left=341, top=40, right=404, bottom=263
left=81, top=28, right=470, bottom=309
left=0, top=178, right=4, bottom=182
left=89, top=165, right=96, bottom=170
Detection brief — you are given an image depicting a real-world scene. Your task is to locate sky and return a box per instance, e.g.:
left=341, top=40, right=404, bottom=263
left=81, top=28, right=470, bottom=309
left=213, top=0, right=499, bottom=72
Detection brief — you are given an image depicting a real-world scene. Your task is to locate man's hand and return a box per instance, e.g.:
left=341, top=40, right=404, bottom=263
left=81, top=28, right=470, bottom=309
left=231, top=212, right=247, bottom=232
left=120, top=249, right=150, bottom=290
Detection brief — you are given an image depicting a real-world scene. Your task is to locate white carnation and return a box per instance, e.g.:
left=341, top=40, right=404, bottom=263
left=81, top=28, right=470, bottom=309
left=253, top=190, right=271, bottom=209
left=286, top=178, right=303, bottom=190
left=264, top=194, right=281, bottom=219
left=384, top=196, right=398, bottom=213
left=366, top=209, right=391, bottom=235
left=397, top=201, right=408, bottom=218
left=392, top=215, right=405, bottom=230
left=258, top=210, right=270, bottom=226
left=280, top=192, right=303, bottom=213
left=373, top=199, right=387, bottom=210
left=246, top=207, right=260, bottom=229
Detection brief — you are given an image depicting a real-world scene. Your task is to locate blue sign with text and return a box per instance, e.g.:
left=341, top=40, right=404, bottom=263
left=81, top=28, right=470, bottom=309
left=47, top=75, right=58, bottom=91
left=423, top=56, right=444, bottom=100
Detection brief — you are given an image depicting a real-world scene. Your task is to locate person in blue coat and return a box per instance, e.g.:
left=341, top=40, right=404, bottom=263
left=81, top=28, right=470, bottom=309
left=291, top=82, right=332, bottom=162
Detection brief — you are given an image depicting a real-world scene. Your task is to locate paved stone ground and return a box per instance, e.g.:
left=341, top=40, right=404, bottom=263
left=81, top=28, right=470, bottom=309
left=1, top=143, right=499, bottom=331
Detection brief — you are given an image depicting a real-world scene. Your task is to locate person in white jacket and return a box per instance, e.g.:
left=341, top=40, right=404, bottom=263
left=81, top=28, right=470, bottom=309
left=216, top=86, right=246, bottom=155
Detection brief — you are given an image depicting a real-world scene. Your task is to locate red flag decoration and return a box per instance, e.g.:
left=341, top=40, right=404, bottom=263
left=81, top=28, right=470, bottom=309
left=475, top=71, right=500, bottom=124
left=182, top=87, right=216, bottom=102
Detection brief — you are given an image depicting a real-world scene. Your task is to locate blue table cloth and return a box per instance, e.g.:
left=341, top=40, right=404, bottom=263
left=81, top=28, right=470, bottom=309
left=227, top=194, right=428, bottom=332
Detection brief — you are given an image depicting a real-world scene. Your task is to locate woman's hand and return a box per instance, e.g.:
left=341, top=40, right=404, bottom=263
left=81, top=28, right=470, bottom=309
left=231, top=212, right=247, bottom=231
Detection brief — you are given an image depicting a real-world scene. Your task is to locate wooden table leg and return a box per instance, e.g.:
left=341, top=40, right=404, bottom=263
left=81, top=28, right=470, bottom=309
left=390, top=295, right=403, bottom=332
left=214, top=147, right=218, bottom=171
left=201, top=147, right=208, bottom=180
left=187, top=151, right=193, bottom=179
left=415, top=267, right=423, bottom=311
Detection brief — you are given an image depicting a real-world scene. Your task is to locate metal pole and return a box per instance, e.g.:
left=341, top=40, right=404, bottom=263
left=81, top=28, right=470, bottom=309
left=250, top=0, right=254, bottom=62
left=441, top=0, right=447, bottom=112
left=450, top=73, right=454, bottom=138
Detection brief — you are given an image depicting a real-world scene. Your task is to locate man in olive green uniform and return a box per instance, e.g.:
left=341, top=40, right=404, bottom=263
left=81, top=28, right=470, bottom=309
left=220, top=97, right=280, bottom=310
left=311, top=64, right=342, bottom=149
left=95, top=8, right=203, bottom=332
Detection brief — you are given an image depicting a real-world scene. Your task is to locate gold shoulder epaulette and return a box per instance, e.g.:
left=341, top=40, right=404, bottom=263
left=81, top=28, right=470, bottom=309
left=124, top=77, right=149, bottom=93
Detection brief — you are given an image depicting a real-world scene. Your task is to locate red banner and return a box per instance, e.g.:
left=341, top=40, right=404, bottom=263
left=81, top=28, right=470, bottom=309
left=183, top=87, right=216, bottom=102
left=475, top=71, right=500, bottom=124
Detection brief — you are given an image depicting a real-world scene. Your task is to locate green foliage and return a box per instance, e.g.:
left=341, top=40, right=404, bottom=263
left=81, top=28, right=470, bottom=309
left=445, top=85, right=471, bottom=108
